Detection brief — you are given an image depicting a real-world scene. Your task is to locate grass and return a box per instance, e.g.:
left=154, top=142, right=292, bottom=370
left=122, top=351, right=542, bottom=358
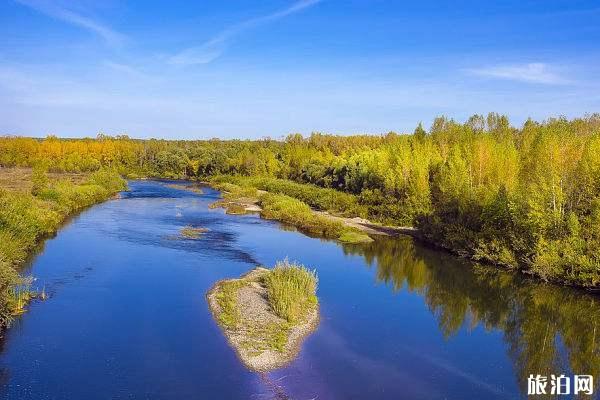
left=209, top=182, right=259, bottom=215
left=213, top=273, right=291, bottom=352
left=338, top=231, right=374, bottom=244
left=7, top=277, right=37, bottom=316
left=0, top=167, right=126, bottom=327
left=214, top=280, right=245, bottom=330
left=215, top=182, right=259, bottom=200
left=211, top=261, right=318, bottom=354
left=180, top=226, right=209, bottom=238
left=165, top=183, right=204, bottom=194
left=259, top=192, right=372, bottom=243
left=241, top=321, right=290, bottom=354
left=208, top=200, right=249, bottom=215
left=260, top=193, right=344, bottom=237
left=263, top=259, right=318, bottom=323
left=209, top=175, right=366, bottom=217
left=225, top=204, right=247, bottom=215
left=211, top=183, right=374, bottom=242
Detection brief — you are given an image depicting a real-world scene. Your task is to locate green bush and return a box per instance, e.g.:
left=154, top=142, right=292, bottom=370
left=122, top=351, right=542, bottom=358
left=260, top=193, right=346, bottom=238
left=87, top=169, right=127, bottom=193
left=263, top=259, right=318, bottom=323
left=31, top=165, right=49, bottom=195
left=211, top=175, right=366, bottom=218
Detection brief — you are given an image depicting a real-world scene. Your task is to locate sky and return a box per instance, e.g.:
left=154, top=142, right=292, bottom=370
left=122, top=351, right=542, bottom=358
left=0, top=0, right=599, bottom=139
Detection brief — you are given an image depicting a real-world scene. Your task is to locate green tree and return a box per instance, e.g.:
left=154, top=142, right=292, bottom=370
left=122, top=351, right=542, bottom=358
left=31, top=164, right=49, bottom=196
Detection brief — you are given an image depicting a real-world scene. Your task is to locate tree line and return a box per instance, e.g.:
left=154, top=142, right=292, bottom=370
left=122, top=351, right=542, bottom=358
left=2, top=113, right=600, bottom=287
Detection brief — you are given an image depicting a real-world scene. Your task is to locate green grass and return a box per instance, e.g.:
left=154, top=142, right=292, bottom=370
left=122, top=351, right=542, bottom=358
left=259, top=192, right=371, bottom=243
left=215, top=182, right=259, bottom=200
left=210, top=175, right=365, bottom=217
left=214, top=280, right=244, bottom=330
left=213, top=273, right=291, bottom=352
left=239, top=321, right=291, bottom=354
left=338, top=231, right=374, bottom=244
left=0, top=168, right=126, bottom=327
left=263, top=259, right=318, bottom=323
left=6, top=277, right=37, bottom=316
left=212, top=184, right=373, bottom=243
left=211, top=261, right=318, bottom=354
left=180, top=226, right=209, bottom=238
left=208, top=182, right=257, bottom=215
left=165, top=183, right=204, bottom=194
left=225, top=204, right=247, bottom=215
left=260, top=193, right=345, bottom=237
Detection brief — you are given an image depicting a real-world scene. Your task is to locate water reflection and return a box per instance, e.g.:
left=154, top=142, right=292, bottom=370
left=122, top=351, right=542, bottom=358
left=342, top=236, right=600, bottom=397
left=2, top=180, right=599, bottom=399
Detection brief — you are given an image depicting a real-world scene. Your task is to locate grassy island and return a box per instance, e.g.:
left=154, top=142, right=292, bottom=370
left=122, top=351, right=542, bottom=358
left=164, top=183, right=204, bottom=194
left=206, top=260, right=319, bottom=372
left=180, top=226, right=209, bottom=239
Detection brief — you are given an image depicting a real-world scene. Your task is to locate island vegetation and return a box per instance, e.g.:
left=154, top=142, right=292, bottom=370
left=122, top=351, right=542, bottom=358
left=180, top=226, right=209, bottom=239
left=206, top=260, right=319, bottom=371
left=2, top=113, right=600, bottom=288
left=0, top=166, right=126, bottom=327
left=164, top=183, right=204, bottom=194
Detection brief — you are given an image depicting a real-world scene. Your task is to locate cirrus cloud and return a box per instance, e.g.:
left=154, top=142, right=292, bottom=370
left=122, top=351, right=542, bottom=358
left=168, top=0, right=322, bottom=66
left=466, top=63, right=570, bottom=85
left=14, top=0, right=126, bottom=46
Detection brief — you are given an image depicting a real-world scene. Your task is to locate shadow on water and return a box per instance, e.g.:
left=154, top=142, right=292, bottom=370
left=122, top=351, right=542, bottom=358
left=253, top=373, right=293, bottom=400
left=101, top=180, right=261, bottom=265
left=341, top=236, right=600, bottom=397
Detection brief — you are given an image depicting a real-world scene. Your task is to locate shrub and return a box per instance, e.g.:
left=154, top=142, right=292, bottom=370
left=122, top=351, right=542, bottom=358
left=260, top=193, right=346, bottom=238
left=263, top=259, right=318, bottom=323
left=31, top=165, right=49, bottom=195
left=87, top=169, right=127, bottom=193
left=210, top=175, right=366, bottom=217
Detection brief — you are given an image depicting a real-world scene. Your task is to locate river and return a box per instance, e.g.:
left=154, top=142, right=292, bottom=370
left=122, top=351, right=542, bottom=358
left=0, top=180, right=598, bottom=399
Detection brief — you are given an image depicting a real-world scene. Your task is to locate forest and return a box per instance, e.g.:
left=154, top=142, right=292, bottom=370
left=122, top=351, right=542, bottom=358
left=1, top=113, right=600, bottom=290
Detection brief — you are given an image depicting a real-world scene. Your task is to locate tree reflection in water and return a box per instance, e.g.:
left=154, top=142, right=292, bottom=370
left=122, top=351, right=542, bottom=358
left=342, top=236, right=600, bottom=397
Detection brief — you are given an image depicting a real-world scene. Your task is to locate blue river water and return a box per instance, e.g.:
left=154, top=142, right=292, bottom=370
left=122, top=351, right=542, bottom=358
left=0, top=180, right=598, bottom=399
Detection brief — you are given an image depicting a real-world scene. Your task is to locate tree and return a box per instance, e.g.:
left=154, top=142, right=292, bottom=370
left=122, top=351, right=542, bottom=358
left=413, top=122, right=427, bottom=141
left=31, top=164, right=49, bottom=196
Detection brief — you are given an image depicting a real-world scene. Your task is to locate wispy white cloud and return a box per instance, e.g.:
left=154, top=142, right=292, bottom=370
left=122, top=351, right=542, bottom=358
left=466, top=63, right=570, bottom=85
left=168, top=0, right=321, bottom=66
left=14, top=0, right=126, bottom=46
left=104, top=61, right=139, bottom=75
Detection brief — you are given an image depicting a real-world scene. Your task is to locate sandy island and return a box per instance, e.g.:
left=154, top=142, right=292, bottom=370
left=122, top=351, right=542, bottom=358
left=206, top=267, right=319, bottom=372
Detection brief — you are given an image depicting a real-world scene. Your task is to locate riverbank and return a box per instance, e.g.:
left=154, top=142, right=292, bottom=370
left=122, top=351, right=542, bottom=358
left=314, top=211, right=418, bottom=237
left=0, top=167, right=127, bottom=327
left=207, top=262, right=319, bottom=372
left=203, top=175, right=600, bottom=290
left=208, top=181, right=374, bottom=244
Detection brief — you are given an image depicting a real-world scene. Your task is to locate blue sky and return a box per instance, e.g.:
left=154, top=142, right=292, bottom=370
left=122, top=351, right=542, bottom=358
left=0, top=0, right=599, bottom=139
